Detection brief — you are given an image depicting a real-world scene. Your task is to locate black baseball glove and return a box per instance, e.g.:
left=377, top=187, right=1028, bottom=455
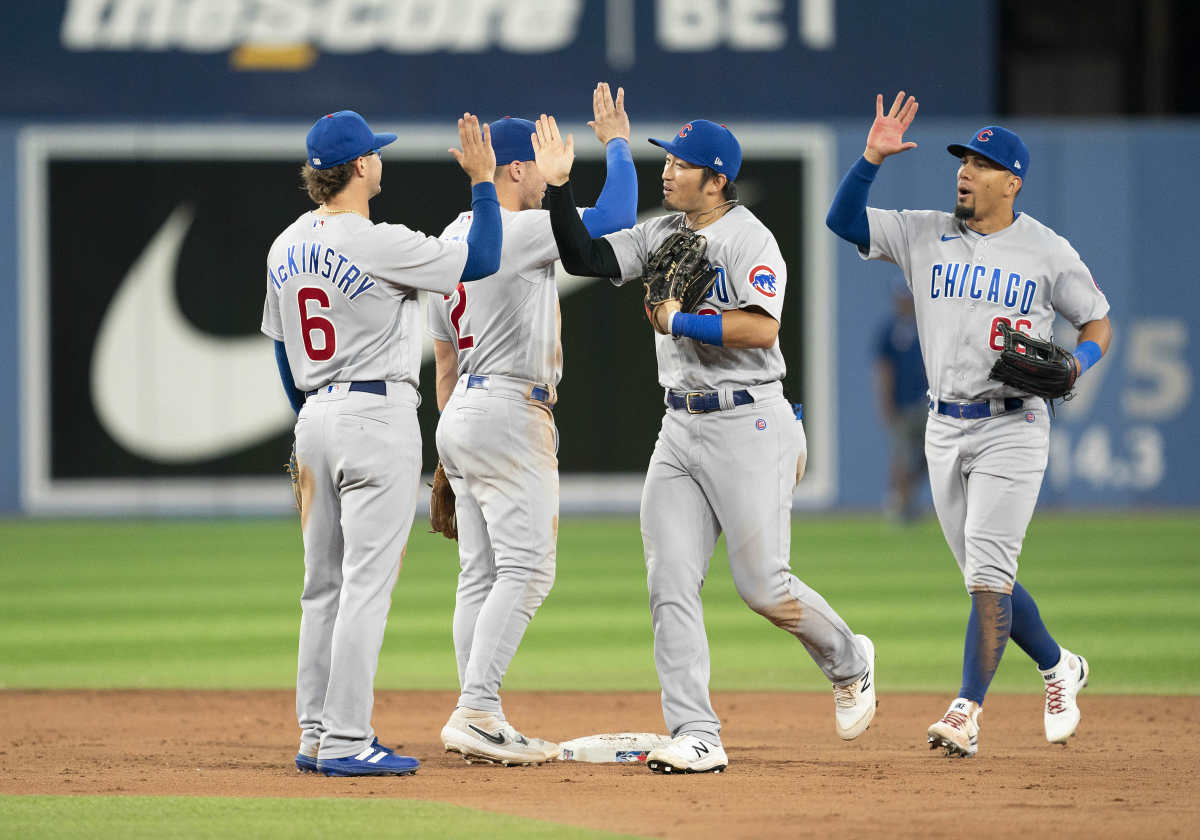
left=641, top=230, right=718, bottom=330
left=988, top=321, right=1078, bottom=399
left=285, top=441, right=303, bottom=517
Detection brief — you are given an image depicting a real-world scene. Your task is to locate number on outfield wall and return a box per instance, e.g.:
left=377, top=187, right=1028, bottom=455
left=298, top=287, right=335, bottom=361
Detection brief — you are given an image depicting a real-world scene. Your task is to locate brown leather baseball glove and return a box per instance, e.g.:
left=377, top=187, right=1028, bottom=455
left=429, top=461, right=458, bottom=541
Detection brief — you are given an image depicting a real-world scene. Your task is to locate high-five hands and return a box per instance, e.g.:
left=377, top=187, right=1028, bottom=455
left=864, top=92, right=919, bottom=165
left=449, top=113, right=496, bottom=185
left=531, top=114, right=575, bottom=187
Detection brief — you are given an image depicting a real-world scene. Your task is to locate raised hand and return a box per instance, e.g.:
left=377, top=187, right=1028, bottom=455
left=864, top=91, right=919, bottom=165
left=449, top=113, right=496, bottom=185
left=531, top=113, right=575, bottom=187
left=587, top=82, right=630, bottom=146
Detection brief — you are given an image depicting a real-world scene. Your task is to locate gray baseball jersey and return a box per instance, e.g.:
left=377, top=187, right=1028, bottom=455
left=261, top=209, right=470, bottom=762
left=607, top=205, right=869, bottom=746
left=861, top=207, right=1109, bottom=592
left=604, top=206, right=787, bottom=391
left=428, top=207, right=585, bottom=389
left=262, top=212, right=466, bottom=389
left=861, top=209, right=1109, bottom=402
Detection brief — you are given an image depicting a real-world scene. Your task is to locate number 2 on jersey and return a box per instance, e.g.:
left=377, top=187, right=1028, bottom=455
left=989, top=316, right=1032, bottom=351
left=298, top=287, right=336, bottom=361
left=446, top=283, right=475, bottom=350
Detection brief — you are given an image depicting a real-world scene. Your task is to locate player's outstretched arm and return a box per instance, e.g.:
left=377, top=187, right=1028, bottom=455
left=450, top=113, right=503, bottom=281
left=582, top=83, right=638, bottom=236
left=827, top=92, right=917, bottom=247
left=535, top=113, right=623, bottom=278
left=864, top=91, right=918, bottom=165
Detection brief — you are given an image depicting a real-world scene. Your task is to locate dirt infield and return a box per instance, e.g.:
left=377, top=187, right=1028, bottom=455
left=3, top=690, right=1197, bottom=838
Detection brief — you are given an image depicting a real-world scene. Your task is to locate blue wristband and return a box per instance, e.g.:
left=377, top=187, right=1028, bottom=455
left=1074, top=340, right=1102, bottom=375
left=671, top=312, right=724, bottom=346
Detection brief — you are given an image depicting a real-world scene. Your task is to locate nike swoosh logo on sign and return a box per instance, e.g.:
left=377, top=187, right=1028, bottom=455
left=468, top=724, right=507, bottom=745
left=941, top=234, right=961, bottom=241
left=91, top=205, right=295, bottom=462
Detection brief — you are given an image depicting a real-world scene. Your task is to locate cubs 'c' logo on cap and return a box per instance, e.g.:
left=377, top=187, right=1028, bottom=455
left=749, top=265, right=777, bottom=297
left=678, top=123, right=693, bottom=138
left=976, top=128, right=993, bottom=143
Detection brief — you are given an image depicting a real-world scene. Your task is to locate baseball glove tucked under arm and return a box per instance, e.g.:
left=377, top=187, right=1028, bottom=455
left=429, top=461, right=457, bottom=541
left=286, top=442, right=302, bottom=516
left=641, top=230, right=718, bottom=329
left=988, top=321, right=1078, bottom=399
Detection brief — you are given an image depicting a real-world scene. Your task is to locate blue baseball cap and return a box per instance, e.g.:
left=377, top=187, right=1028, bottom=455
left=947, top=126, right=1029, bottom=179
left=306, top=110, right=397, bottom=170
left=649, top=120, right=742, bottom=180
left=490, top=117, right=537, bottom=165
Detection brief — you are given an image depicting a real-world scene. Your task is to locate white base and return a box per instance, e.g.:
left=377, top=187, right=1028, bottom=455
left=558, top=732, right=672, bottom=763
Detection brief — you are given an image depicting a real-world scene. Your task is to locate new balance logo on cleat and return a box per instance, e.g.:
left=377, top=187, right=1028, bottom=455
left=692, top=742, right=709, bottom=759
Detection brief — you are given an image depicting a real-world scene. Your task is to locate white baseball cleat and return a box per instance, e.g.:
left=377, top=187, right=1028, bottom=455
left=646, top=734, right=728, bottom=774
left=927, top=697, right=981, bottom=757
left=1040, top=647, right=1089, bottom=744
left=441, top=708, right=559, bottom=766
left=833, top=634, right=877, bottom=740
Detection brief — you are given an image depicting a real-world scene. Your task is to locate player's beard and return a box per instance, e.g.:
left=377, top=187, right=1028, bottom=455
left=953, top=201, right=975, bottom=220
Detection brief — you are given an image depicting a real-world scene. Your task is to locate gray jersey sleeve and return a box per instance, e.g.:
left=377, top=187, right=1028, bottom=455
left=1050, top=244, right=1109, bottom=328
left=357, top=222, right=468, bottom=296
left=603, top=216, right=679, bottom=287
left=427, top=291, right=453, bottom=342
left=727, top=227, right=787, bottom=321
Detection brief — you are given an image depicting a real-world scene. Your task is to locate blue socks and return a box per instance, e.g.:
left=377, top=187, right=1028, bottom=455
left=958, top=592, right=1012, bottom=705
left=1009, top=581, right=1062, bottom=670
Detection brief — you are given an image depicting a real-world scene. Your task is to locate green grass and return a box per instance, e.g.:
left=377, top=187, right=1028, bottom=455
left=0, top=795, right=640, bottom=839
left=0, top=513, right=1196, bottom=693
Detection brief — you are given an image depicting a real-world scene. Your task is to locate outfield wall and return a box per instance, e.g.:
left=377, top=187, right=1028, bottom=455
left=0, top=120, right=1195, bottom=514
left=0, top=2, right=1195, bottom=513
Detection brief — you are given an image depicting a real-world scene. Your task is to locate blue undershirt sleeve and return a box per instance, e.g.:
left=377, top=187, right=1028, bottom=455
left=825, top=156, right=879, bottom=249
left=274, top=340, right=305, bottom=415
left=460, top=181, right=502, bottom=282
left=581, top=138, right=637, bottom=237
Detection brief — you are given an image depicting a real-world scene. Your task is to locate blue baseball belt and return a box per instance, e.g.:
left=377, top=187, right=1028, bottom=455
left=930, top=397, right=1025, bottom=419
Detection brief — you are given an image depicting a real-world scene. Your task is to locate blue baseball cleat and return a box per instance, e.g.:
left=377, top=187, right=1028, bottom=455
left=295, top=751, right=319, bottom=773
left=318, top=744, right=419, bottom=776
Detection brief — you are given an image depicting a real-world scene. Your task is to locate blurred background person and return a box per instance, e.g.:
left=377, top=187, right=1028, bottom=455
left=874, top=280, right=929, bottom=523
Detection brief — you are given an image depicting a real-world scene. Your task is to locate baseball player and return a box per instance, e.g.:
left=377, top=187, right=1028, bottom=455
left=826, top=92, right=1112, bottom=757
left=428, top=84, right=638, bottom=766
left=262, top=110, right=503, bottom=776
left=532, top=115, right=877, bottom=774
left=875, top=281, right=930, bottom=523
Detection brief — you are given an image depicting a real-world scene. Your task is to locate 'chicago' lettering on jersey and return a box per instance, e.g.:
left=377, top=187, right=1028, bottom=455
left=929, top=262, right=1037, bottom=315
left=268, top=240, right=376, bottom=301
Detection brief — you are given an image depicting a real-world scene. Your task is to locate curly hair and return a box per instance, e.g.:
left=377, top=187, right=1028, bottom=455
left=300, top=161, right=356, bottom=205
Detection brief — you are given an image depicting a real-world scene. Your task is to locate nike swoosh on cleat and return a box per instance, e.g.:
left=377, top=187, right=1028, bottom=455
left=940, top=234, right=961, bottom=241
left=468, top=724, right=508, bottom=745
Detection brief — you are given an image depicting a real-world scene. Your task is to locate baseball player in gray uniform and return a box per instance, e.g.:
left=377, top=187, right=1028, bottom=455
left=826, top=92, right=1112, bottom=757
left=262, top=110, right=502, bottom=776
left=533, top=115, right=877, bottom=774
left=428, top=84, right=638, bottom=766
